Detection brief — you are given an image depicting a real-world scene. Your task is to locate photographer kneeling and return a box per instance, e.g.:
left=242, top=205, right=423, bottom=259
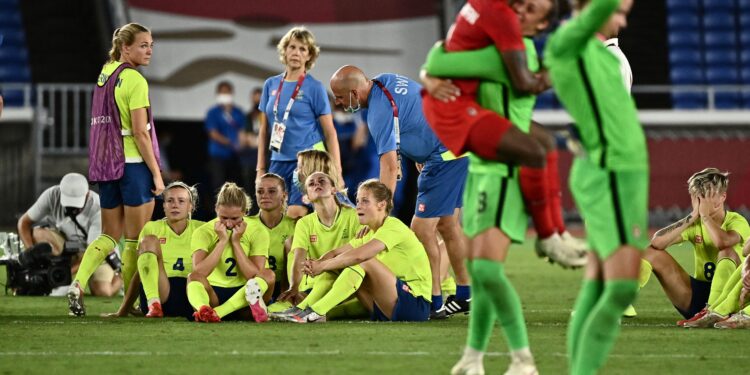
left=16, top=173, right=122, bottom=296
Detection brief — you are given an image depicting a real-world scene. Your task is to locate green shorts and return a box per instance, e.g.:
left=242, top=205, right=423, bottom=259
left=462, top=154, right=527, bottom=242
left=570, top=157, right=649, bottom=258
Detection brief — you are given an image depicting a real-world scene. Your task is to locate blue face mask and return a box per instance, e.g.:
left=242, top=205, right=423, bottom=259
left=292, top=169, right=302, bottom=190
left=344, top=91, right=361, bottom=114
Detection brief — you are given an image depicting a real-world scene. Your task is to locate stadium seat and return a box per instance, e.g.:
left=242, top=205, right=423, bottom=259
left=740, top=0, right=750, bottom=9
left=703, top=31, right=737, bottom=48
left=741, top=50, right=750, bottom=64
left=667, top=12, right=700, bottom=31
left=740, top=66, right=750, bottom=83
left=714, top=92, right=742, bottom=109
left=739, top=12, right=750, bottom=27
left=669, top=48, right=702, bottom=67
left=0, top=28, right=25, bottom=47
left=0, top=48, right=27, bottom=64
left=672, top=92, right=707, bottom=109
left=0, top=89, right=25, bottom=107
left=668, top=32, right=702, bottom=48
left=706, top=66, right=739, bottom=84
left=670, top=66, right=705, bottom=84
left=704, top=48, right=737, bottom=65
left=703, top=0, right=736, bottom=12
left=535, top=91, right=559, bottom=110
left=743, top=91, right=750, bottom=108
left=0, top=11, right=22, bottom=28
left=702, top=12, right=736, bottom=31
left=740, top=29, right=750, bottom=47
left=0, top=0, right=20, bottom=6
left=667, top=0, right=700, bottom=11
left=0, top=64, right=30, bottom=82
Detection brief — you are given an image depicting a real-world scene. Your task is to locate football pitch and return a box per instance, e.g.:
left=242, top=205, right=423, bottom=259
left=0, top=241, right=744, bottom=374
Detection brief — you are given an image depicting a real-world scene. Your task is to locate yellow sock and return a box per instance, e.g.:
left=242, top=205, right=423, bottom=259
left=639, top=259, right=653, bottom=288
left=712, top=266, right=742, bottom=306
left=254, top=276, right=269, bottom=295
left=441, top=275, right=457, bottom=297
left=311, top=266, right=365, bottom=315
left=297, top=271, right=336, bottom=309
left=121, top=240, right=138, bottom=294
left=74, top=235, right=117, bottom=288
left=708, top=258, right=737, bottom=306
left=713, top=280, right=742, bottom=316
left=137, top=252, right=160, bottom=302
left=327, top=298, right=369, bottom=319
left=187, top=281, right=210, bottom=310
left=215, top=287, right=247, bottom=318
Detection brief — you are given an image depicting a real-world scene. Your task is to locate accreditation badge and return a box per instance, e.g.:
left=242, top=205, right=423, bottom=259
left=269, top=121, right=286, bottom=152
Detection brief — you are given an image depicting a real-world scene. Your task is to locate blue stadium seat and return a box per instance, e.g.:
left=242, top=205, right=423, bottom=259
left=0, top=11, right=22, bottom=28
left=704, top=31, right=737, bottom=48
left=740, top=0, right=750, bottom=9
left=704, top=48, right=737, bottom=65
left=535, top=91, right=560, bottom=110
left=706, top=66, right=739, bottom=84
left=0, top=48, right=27, bottom=64
left=741, top=50, right=750, bottom=64
left=0, top=89, right=25, bottom=107
left=0, top=64, right=30, bottom=82
left=740, top=29, right=750, bottom=47
left=743, top=91, right=750, bottom=109
left=668, top=32, right=701, bottom=48
left=740, top=66, right=750, bottom=83
left=702, top=12, right=736, bottom=31
left=672, top=92, right=707, bottom=109
left=669, top=48, right=702, bottom=67
left=703, top=0, right=736, bottom=11
left=667, top=12, right=700, bottom=31
left=0, top=28, right=25, bottom=47
left=670, top=66, right=705, bottom=84
left=739, top=12, right=750, bottom=27
left=0, top=0, right=20, bottom=6
left=714, top=92, right=742, bottom=109
left=667, top=0, right=700, bottom=11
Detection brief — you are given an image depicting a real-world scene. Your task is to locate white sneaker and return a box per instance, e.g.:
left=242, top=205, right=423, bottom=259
left=67, top=281, right=85, bottom=317
left=284, top=307, right=326, bottom=323
left=245, top=279, right=269, bottom=323
left=504, top=350, right=538, bottom=375
left=270, top=306, right=303, bottom=320
left=535, top=233, right=587, bottom=269
left=450, top=356, right=485, bottom=375
left=561, top=231, right=588, bottom=256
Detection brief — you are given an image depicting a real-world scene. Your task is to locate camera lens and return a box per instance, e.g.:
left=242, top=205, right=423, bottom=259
left=48, top=266, right=70, bottom=287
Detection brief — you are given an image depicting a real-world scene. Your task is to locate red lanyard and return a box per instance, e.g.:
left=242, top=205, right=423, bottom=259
left=273, top=72, right=306, bottom=124
left=372, top=79, right=402, bottom=181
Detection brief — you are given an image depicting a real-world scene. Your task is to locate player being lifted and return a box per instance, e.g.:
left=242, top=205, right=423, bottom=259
left=186, top=182, right=273, bottom=323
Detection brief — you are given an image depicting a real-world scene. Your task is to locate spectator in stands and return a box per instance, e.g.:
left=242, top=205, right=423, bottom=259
left=257, top=26, right=343, bottom=219
left=205, top=80, right=245, bottom=194
left=17, top=173, right=121, bottom=297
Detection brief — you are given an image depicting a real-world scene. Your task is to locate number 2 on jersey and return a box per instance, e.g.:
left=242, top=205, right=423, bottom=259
left=225, top=257, right=238, bottom=276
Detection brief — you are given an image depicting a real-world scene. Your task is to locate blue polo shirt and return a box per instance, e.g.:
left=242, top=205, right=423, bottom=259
left=259, top=73, right=331, bottom=161
left=204, top=105, right=245, bottom=160
left=366, top=73, right=447, bottom=164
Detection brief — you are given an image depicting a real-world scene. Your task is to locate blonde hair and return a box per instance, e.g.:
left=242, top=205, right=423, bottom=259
left=108, top=23, right=150, bottom=63
left=216, top=182, right=252, bottom=214
left=164, top=181, right=199, bottom=214
left=297, top=149, right=343, bottom=190
left=357, top=179, right=394, bottom=214
left=687, top=168, right=730, bottom=197
left=277, top=26, right=321, bottom=71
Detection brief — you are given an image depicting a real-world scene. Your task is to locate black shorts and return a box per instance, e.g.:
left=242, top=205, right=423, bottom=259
left=138, top=277, right=193, bottom=319
left=675, top=277, right=711, bottom=319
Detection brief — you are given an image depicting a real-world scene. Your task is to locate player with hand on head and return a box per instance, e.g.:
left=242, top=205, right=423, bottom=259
left=186, top=183, right=273, bottom=323
left=295, top=179, right=432, bottom=323
left=330, top=65, right=471, bottom=319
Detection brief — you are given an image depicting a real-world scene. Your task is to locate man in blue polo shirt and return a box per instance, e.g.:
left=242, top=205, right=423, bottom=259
left=204, top=80, right=245, bottom=192
left=330, top=65, right=470, bottom=319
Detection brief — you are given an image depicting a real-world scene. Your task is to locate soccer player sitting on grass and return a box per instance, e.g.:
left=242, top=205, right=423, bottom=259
left=639, top=168, right=749, bottom=327
left=271, top=172, right=362, bottom=319
left=696, top=242, right=750, bottom=329
left=186, top=182, right=273, bottom=323
left=291, top=179, right=432, bottom=323
left=106, top=181, right=204, bottom=318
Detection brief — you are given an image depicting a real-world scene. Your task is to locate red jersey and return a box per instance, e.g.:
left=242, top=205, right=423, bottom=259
left=445, top=0, right=525, bottom=96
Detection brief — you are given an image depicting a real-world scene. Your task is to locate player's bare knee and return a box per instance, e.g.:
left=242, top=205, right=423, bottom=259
left=718, top=248, right=740, bottom=265
left=260, top=268, right=276, bottom=285
left=187, top=272, right=206, bottom=283
left=138, top=235, right=160, bottom=255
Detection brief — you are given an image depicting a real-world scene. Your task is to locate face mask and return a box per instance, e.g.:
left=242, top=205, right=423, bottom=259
left=344, top=91, right=361, bottom=113
left=292, top=169, right=302, bottom=191
left=217, top=94, right=233, bottom=105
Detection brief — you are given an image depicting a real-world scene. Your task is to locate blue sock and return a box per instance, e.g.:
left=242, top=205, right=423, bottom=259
left=432, top=294, right=444, bottom=311
left=456, top=285, right=471, bottom=301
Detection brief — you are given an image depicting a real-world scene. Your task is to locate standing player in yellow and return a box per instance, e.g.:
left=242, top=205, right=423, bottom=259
left=272, top=172, right=362, bottom=318
left=295, top=179, right=432, bottom=323
left=106, top=181, right=204, bottom=318
left=640, top=168, right=749, bottom=326
left=186, top=183, right=273, bottom=322
left=253, top=173, right=297, bottom=312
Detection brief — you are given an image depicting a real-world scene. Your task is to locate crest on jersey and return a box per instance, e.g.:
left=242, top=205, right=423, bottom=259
left=159, top=237, right=167, bottom=244
left=695, top=235, right=703, bottom=244
left=310, top=234, right=318, bottom=243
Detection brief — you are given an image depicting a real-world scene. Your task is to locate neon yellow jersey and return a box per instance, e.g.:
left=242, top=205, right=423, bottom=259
left=254, top=213, right=296, bottom=283
left=191, top=217, right=270, bottom=288
left=291, top=206, right=361, bottom=260
left=681, top=211, right=750, bottom=282
left=98, top=61, right=150, bottom=160
left=349, top=217, right=432, bottom=302
left=138, top=219, right=205, bottom=278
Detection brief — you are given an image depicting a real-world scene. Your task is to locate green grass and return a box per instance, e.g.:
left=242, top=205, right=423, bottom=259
left=0, top=241, right=745, bottom=374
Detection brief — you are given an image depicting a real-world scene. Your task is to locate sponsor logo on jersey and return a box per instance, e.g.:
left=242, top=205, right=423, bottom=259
left=310, top=234, right=318, bottom=243
left=695, top=235, right=703, bottom=244
left=159, top=237, right=167, bottom=244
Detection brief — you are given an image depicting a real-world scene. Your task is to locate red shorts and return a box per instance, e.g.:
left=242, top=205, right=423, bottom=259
left=422, top=93, right=514, bottom=160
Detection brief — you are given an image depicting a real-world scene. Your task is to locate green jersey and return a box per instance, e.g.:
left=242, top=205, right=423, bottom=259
left=254, top=214, right=296, bottom=283
left=191, top=217, right=270, bottom=288
left=349, top=217, right=432, bottom=302
left=680, top=211, right=750, bottom=282
left=544, top=0, right=647, bottom=171
left=138, top=219, right=205, bottom=278
left=98, top=61, right=151, bottom=161
left=291, top=206, right=362, bottom=260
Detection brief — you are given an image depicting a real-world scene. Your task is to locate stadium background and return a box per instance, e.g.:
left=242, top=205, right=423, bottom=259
left=0, top=0, right=749, bottom=228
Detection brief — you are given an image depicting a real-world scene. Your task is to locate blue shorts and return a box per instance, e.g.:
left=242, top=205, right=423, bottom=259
left=138, top=277, right=193, bottom=319
left=415, top=157, right=468, bottom=218
left=212, top=285, right=248, bottom=321
left=99, top=163, right=155, bottom=209
left=269, top=160, right=305, bottom=207
left=676, top=277, right=711, bottom=319
left=371, top=279, right=430, bottom=322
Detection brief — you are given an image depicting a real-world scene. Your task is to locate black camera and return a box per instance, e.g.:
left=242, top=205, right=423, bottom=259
left=1, top=242, right=75, bottom=296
